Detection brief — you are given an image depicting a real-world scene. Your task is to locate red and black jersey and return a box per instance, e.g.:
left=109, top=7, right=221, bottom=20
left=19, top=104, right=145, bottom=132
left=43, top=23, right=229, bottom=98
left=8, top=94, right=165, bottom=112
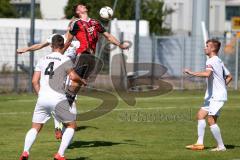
left=69, top=18, right=106, bottom=54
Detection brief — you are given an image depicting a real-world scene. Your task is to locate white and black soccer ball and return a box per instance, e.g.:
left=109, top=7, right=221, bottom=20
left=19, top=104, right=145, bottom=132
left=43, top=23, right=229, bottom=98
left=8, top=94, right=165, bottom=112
left=99, top=6, right=113, bottom=20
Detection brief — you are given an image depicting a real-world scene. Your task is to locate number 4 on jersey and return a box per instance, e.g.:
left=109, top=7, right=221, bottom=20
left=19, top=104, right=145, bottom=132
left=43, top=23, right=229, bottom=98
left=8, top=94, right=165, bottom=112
left=44, top=62, right=54, bottom=79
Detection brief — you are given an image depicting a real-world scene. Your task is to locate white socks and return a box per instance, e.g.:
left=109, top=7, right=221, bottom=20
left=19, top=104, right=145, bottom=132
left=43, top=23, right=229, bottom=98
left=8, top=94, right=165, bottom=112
left=58, top=128, right=75, bottom=156
left=54, top=118, right=62, bottom=129
left=195, top=120, right=225, bottom=149
left=210, top=124, right=225, bottom=148
left=23, top=128, right=38, bottom=153
left=197, top=119, right=206, bottom=144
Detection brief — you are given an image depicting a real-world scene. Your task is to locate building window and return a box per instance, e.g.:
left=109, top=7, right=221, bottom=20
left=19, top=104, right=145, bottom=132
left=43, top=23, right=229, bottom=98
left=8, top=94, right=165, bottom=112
left=226, top=6, right=240, bottom=21
left=10, top=0, right=41, bottom=18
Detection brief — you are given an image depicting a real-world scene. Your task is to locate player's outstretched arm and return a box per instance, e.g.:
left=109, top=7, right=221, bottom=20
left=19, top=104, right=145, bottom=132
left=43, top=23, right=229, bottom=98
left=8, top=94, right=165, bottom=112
left=184, top=69, right=212, bottom=77
left=32, top=71, right=41, bottom=94
left=103, top=32, right=129, bottom=50
left=17, top=42, right=50, bottom=54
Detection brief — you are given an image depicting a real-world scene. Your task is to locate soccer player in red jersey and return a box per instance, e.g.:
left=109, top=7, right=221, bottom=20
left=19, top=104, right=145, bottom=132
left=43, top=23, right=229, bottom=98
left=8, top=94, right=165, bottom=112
left=63, top=2, right=129, bottom=104
left=65, top=2, right=129, bottom=55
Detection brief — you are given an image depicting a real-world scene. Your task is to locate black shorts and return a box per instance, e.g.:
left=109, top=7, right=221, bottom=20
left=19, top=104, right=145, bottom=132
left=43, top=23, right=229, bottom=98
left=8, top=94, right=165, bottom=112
left=73, top=52, right=96, bottom=79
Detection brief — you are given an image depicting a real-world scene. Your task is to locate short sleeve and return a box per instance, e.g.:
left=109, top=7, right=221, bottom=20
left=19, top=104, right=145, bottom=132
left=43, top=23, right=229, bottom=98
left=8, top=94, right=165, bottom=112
left=96, top=21, right=106, bottom=33
left=206, top=59, right=213, bottom=71
left=35, top=59, right=42, bottom=71
left=69, top=21, right=80, bottom=36
left=223, top=65, right=230, bottom=76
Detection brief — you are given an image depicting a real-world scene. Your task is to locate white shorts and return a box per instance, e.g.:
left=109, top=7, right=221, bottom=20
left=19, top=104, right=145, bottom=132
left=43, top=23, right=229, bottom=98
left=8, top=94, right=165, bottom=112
left=32, top=98, right=56, bottom=124
left=32, top=97, right=76, bottom=124
left=201, top=100, right=224, bottom=116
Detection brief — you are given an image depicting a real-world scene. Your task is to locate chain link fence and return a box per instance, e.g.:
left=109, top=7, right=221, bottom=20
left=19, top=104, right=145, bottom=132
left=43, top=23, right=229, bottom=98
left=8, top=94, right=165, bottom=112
left=0, top=27, right=239, bottom=93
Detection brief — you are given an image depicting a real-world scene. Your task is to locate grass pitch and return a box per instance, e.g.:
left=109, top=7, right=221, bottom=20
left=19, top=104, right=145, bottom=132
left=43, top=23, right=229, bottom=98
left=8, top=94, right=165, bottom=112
left=0, top=90, right=240, bottom=160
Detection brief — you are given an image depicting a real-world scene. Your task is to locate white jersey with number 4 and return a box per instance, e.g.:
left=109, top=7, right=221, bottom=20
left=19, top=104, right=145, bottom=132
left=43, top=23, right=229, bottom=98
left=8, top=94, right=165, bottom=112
left=205, top=56, right=230, bottom=101
left=35, top=52, right=73, bottom=101
left=46, top=34, right=80, bottom=60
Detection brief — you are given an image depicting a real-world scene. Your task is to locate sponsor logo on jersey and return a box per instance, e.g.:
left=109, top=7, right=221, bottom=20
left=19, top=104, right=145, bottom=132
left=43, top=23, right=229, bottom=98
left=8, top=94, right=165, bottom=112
left=46, top=56, right=61, bottom=61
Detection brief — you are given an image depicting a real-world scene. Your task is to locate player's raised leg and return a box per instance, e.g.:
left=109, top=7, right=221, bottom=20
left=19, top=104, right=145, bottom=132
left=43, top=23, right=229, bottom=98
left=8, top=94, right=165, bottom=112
left=54, top=121, right=77, bottom=160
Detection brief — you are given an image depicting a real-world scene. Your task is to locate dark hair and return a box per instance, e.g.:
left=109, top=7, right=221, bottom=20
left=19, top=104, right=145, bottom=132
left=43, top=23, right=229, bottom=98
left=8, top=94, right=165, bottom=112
left=52, top=34, right=64, bottom=49
left=72, top=2, right=90, bottom=18
left=206, top=39, right=221, bottom=53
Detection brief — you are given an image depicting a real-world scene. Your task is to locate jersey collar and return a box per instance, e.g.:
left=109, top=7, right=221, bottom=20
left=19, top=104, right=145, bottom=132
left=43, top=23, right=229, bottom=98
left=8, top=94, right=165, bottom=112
left=80, top=17, right=91, bottom=22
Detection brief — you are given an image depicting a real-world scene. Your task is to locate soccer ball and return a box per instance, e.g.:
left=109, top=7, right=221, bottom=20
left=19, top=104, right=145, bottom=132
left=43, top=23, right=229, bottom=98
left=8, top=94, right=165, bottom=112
left=99, top=6, right=113, bottom=20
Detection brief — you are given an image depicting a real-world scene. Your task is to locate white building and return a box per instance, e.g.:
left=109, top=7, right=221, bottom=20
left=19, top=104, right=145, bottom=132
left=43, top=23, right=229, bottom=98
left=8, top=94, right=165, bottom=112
left=163, top=0, right=240, bottom=35
left=40, top=0, right=68, bottom=19
left=10, top=0, right=68, bottom=19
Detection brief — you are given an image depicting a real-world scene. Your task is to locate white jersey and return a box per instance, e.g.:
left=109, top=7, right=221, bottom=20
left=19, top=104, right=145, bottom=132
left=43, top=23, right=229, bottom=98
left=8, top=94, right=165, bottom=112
left=204, top=56, right=230, bottom=101
left=35, top=52, right=73, bottom=101
left=46, top=34, right=80, bottom=60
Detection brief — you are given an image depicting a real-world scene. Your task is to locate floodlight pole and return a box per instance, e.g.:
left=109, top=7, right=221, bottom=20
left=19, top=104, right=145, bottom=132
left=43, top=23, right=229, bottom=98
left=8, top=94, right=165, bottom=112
left=113, top=0, right=118, bottom=12
left=134, top=0, right=141, bottom=74
left=191, top=0, right=209, bottom=71
left=29, top=0, right=35, bottom=92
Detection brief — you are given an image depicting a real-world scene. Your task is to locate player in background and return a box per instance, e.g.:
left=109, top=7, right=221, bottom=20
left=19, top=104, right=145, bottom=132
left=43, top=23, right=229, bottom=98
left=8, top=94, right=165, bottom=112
left=184, top=39, right=232, bottom=151
left=63, top=2, right=129, bottom=103
left=17, top=23, right=80, bottom=140
left=19, top=35, right=86, bottom=160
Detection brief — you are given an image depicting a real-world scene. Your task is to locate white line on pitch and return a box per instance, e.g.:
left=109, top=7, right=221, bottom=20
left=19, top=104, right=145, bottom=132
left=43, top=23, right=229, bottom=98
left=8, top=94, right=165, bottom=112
left=113, top=107, right=177, bottom=111
left=0, top=107, right=178, bottom=116
left=0, top=112, right=31, bottom=115
left=2, top=105, right=238, bottom=116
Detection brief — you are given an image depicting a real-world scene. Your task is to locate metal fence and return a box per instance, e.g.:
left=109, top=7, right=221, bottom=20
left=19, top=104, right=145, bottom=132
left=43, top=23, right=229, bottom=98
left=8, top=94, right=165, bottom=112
left=0, top=27, right=239, bottom=93
left=137, top=35, right=238, bottom=90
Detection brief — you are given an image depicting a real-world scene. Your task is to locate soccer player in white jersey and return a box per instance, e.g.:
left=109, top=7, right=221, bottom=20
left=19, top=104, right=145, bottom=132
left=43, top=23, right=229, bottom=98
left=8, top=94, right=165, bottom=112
left=19, top=34, right=86, bottom=160
left=184, top=39, right=232, bottom=151
left=17, top=33, right=80, bottom=139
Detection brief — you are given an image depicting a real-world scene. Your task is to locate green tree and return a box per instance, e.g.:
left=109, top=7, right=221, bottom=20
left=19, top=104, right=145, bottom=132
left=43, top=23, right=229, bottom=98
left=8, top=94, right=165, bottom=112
left=0, top=0, right=17, bottom=18
left=141, top=0, right=173, bottom=35
left=113, top=0, right=135, bottom=20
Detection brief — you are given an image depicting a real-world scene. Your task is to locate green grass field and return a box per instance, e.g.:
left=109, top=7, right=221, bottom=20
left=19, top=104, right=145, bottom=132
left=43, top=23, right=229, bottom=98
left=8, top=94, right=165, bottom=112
left=0, top=90, right=240, bottom=160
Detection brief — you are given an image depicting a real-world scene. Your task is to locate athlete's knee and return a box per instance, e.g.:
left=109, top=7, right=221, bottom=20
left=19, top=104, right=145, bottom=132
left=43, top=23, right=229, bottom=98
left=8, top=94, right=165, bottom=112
left=207, top=116, right=216, bottom=126
left=197, top=109, right=207, bottom=120
left=65, top=121, right=77, bottom=130
left=32, top=123, right=44, bottom=133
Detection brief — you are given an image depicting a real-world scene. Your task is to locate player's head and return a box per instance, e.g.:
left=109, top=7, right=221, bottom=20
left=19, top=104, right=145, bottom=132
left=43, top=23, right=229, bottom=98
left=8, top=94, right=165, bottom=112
left=73, top=2, right=90, bottom=18
left=51, top=34, right=64, bottom=51
left=204, top=39, right=221, bottom=55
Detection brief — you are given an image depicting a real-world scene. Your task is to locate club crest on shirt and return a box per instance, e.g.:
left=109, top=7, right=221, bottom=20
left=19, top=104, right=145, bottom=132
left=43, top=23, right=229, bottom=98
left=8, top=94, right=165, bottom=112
left=87, top=26, right=95, bottom=35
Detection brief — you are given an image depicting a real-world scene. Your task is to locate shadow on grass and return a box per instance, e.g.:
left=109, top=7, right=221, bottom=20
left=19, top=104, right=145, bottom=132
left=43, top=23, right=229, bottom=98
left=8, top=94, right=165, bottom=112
left=225, top=144, right=240, bottom=149
left=68, top=140, right=122, bottom=149
left=204, top=144, right=238, bottom=150
left=69, top=140, right=142, bottom=149
left=75, top=126, right=98, bottom=132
